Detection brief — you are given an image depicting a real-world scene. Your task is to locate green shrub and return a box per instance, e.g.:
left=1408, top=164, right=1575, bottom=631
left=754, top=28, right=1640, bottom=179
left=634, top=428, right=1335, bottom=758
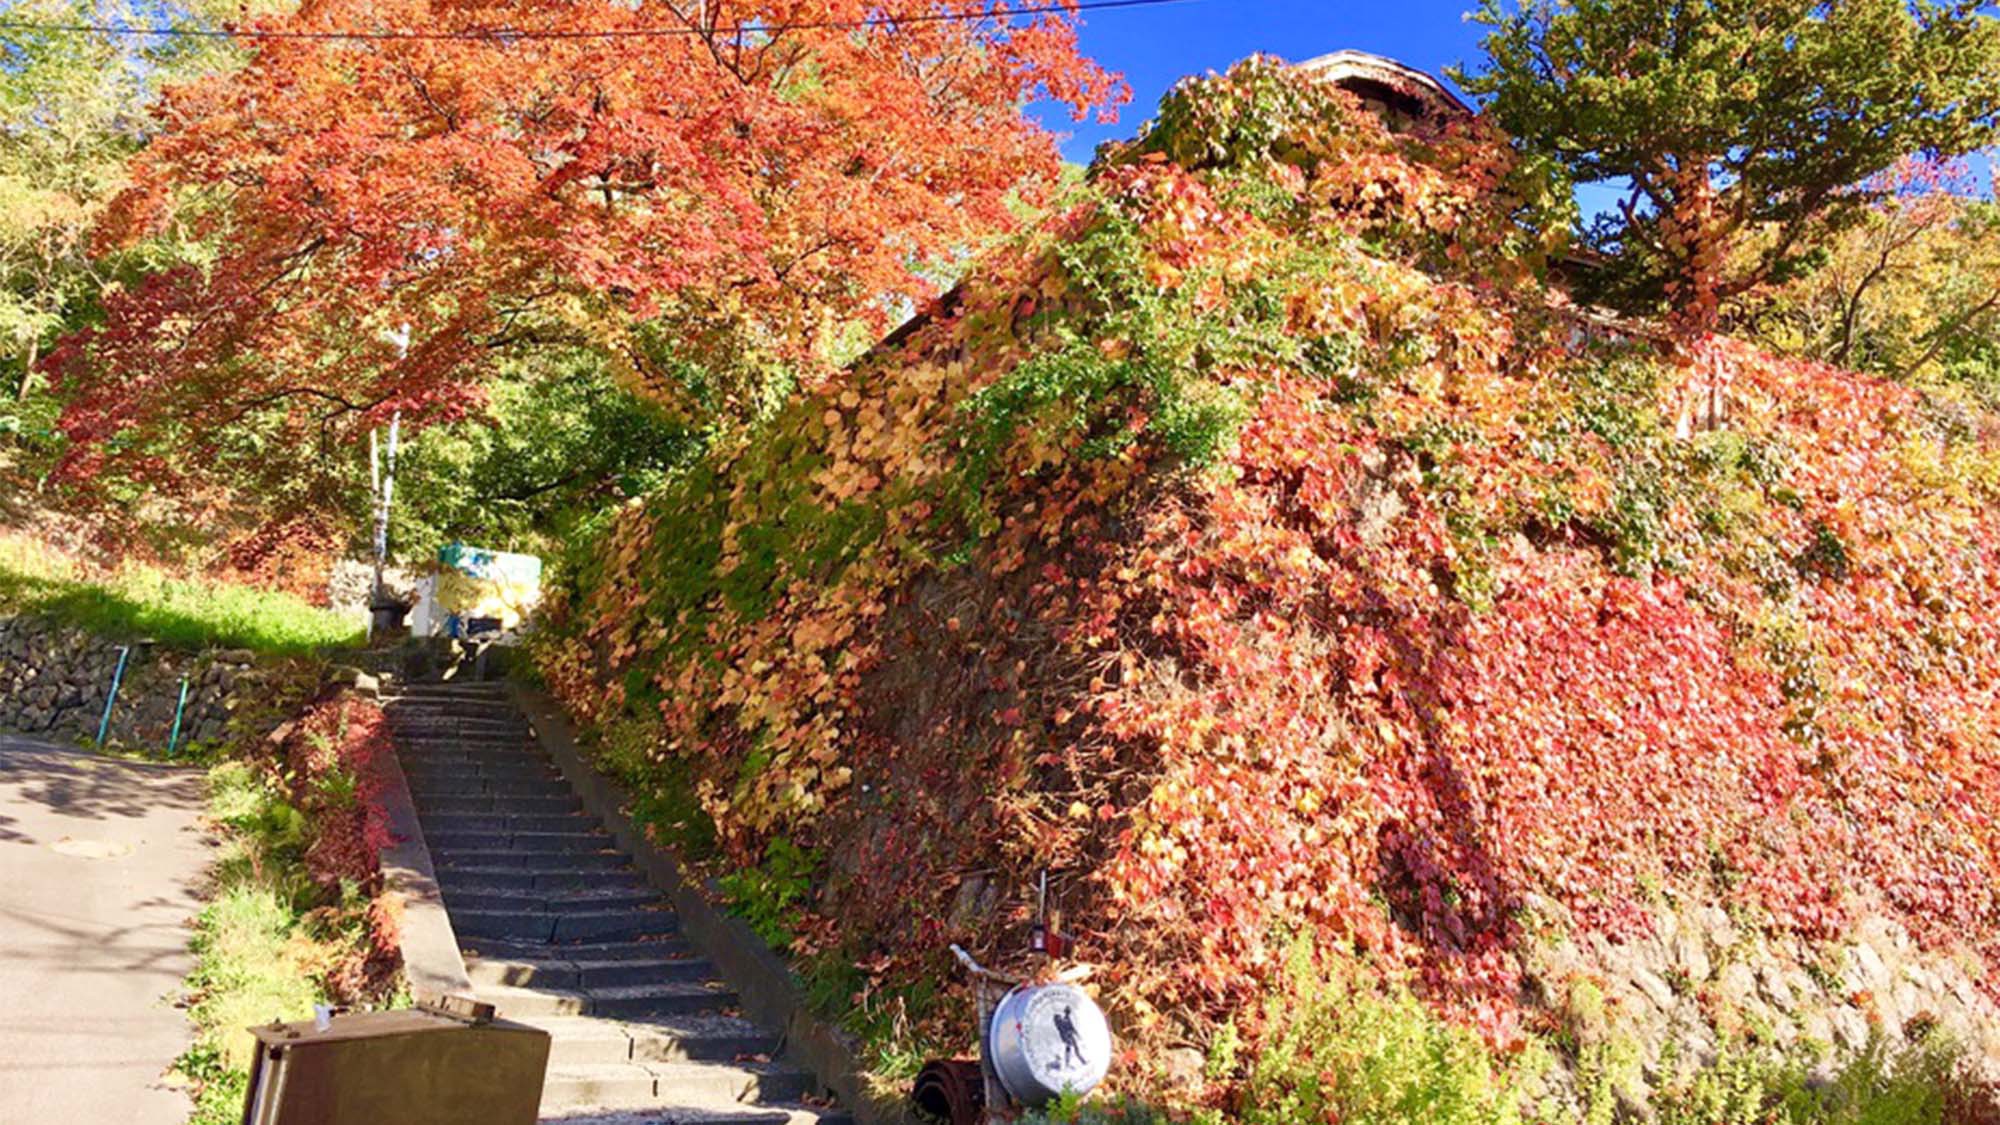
left=1230, top=934, right=1542, bottom=1125
left=717, top=834, right=820, bottom=947
left=1023, top=1093, right=1179, bottom=1125
left=205, top=760, right=314, bottom=911
left=589, top=715, right=717, bottom=859
left=1019, top=1021, right=1986, bottom=1125
left=1654, top=1032, right=1965, bottom=1125
left=173, top=1039, right=249, bottom=1125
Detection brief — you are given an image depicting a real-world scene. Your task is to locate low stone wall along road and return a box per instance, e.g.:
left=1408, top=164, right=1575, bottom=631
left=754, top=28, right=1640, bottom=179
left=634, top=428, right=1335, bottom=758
left=0, top=734, right=208, bottom=1124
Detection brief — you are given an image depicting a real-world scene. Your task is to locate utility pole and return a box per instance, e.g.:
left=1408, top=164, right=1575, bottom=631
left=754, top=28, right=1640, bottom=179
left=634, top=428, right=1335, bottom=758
left=370, top=412, right=402, bottom=606
left=367, top=325, right=411, bottom=639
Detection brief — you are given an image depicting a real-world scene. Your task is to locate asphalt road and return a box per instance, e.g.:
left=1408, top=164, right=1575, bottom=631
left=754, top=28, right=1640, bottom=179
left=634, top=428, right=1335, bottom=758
left=0, top=733, right=209, bottom=1124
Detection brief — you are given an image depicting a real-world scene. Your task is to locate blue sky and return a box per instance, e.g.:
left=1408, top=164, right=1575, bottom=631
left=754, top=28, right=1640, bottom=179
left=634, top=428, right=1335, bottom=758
left=1030, top=0, right=1492, bottom=164
left=1030, top=0, right=1995, bottom=209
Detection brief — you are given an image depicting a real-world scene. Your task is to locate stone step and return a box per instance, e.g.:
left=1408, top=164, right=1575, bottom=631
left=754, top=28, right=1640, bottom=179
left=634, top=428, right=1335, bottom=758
left=393, top=731, right=541, bottom=746
left=461, top=936, right=699, bottom=964
left=428, top=830, right=614, bottom=854
left=539, top=1063, right=656, bottom=1112
left=396, top=744, right=548, bottom=760
left=404, top=760, right=563, bottom=782
left=445, top=886, right=660, bottom=914
left=525, top=1014, right=777, bottom=1068
left=453, top=907, right=679, bottom=944
left=388, top=698, right=520, bottom=713
left=394, top=731, right=537, bottom=749
left=409, top=763, right=570, bottom=785
left=384, top=698, right=523, bottom=718
left=435, top=848, right=628, bottom=872
left=538, top=1060, right=816, bottom=1114
left=481, top=981, right=733, bottom=1021
left=437, top=866, right=648, bottom=895
left=395, top=741, right=536, bottom=755
left=389, top=702, right=526, bottom=718
left=407, top=762, right=553, bottom=779
left=386, top=684, right=513, bottom=696
left=420, top=812, right=600, bottom=836
left=466, top=952, right=713, bottom=992
left=386, top=712, right=532, bottom=732
left=384, top=680, right=510, bottom=696
left=391, top=715, right=532, bottom=734
left=547, top=1108, right=852, bottom=1125
left=438, top=864, right=645, bottom=890
left=388, top=690, right=845, bottom=1124
left=410, top=776, right=578, bottom=800
left=419, top=794, right=583, bottom=816
left=396, top=732, right=537, bottom=750
left=408, top=779, right=569, bottom=801
left=384, top=699, right=518, bottom=714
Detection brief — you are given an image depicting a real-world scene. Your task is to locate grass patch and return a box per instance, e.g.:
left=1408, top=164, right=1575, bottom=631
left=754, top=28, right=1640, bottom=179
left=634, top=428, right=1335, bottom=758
left=1021, top=947, right=1995, bottom=1125
left=177, top=882, right=325, bottom=1122
left=0, top=534, right=362, bottom=654
left=175, top=762, right=324, bottom=1123
left=173, top=760, right=400, bottom=1124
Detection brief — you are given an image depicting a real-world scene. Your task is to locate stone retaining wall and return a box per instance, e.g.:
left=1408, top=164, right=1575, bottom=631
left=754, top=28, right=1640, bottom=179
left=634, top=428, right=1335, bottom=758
left=1523, top=895, right=2000, bottom=1107
left=0, top=615, right=274, bottom=750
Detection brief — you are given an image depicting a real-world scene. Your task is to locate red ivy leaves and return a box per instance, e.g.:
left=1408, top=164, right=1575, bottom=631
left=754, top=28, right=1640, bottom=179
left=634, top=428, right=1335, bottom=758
left=538, top=61, right=2000, bottom=1079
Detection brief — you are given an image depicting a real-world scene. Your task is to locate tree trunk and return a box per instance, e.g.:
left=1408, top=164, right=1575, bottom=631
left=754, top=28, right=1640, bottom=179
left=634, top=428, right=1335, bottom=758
left=1898, top=286, right=2000, bottom=381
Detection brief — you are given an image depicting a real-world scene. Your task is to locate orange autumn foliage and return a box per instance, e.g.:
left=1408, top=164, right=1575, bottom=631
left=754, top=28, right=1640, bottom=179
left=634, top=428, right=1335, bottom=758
left=534, top=56, right=2000, bottom=1096
left=48, top=0, right=1125, bottom=492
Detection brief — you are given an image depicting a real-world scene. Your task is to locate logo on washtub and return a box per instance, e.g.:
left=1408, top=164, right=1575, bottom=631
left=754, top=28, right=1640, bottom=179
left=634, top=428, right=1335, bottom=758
left=987, top=982, right=1112, bottom=1106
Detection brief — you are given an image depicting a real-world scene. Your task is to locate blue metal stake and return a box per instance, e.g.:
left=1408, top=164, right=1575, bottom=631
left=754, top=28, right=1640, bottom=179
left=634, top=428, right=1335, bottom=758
left=95, top=645, right=131, bottom=749
left=166, top=675, right=191, bottom=757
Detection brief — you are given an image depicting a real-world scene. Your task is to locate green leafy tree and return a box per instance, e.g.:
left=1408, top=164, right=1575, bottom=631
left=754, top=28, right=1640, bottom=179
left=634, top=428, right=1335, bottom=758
left=1, top=1, right=135, bottom=403
left=1746, top=156, right=2000, bottom=399
left=1455, top=0, right=2000, bottom=332
left=390, top=350, right=699, bottom=559
left=1, top=0, right=265, bottom=451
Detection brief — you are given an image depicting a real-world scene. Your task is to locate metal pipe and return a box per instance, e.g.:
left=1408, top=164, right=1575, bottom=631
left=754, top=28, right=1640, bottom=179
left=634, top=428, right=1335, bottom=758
left=94, top=645, right=130, bottom=749
left=950, top=945, right=1015, bottom=1119
left=166, top=675, right=190, bottom=756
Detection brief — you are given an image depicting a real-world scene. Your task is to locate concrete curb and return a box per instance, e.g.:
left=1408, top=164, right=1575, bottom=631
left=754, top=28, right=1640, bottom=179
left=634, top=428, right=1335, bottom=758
left=509, top=682, right=918, bottom=1125
left=359, top=676, right=474, bottom=1003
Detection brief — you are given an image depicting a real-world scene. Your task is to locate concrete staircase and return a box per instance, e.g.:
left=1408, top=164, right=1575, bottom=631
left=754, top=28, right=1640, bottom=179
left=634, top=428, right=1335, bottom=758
left=384, top=680, right=850, bottom=1125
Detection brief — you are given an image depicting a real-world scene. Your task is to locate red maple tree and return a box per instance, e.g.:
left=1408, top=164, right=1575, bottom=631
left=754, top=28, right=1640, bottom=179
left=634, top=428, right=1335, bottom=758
left=50, top=0, right=1125, bottom=487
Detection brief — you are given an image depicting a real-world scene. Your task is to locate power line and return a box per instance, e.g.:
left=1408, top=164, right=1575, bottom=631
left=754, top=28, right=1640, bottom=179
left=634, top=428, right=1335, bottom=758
left=0, top=0, right=1195, bottom=43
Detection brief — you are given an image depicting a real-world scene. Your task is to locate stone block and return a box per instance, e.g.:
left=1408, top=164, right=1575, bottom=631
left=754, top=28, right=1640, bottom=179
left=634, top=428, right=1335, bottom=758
left=1716, top=962, right=1757, bottom=1009
left=1847, top=942, right=1889, bottom=992
left=1632, top=967, right=1676, bottom=1012
left=1829, top=1006, right=1870, bottom=1051
left=1673, top=930, right=1712, bottom=985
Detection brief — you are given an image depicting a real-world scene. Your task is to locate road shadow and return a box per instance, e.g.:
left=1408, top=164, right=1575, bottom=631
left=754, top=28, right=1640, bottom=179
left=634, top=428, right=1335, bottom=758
left=0, top=735, right=204, bottom=844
